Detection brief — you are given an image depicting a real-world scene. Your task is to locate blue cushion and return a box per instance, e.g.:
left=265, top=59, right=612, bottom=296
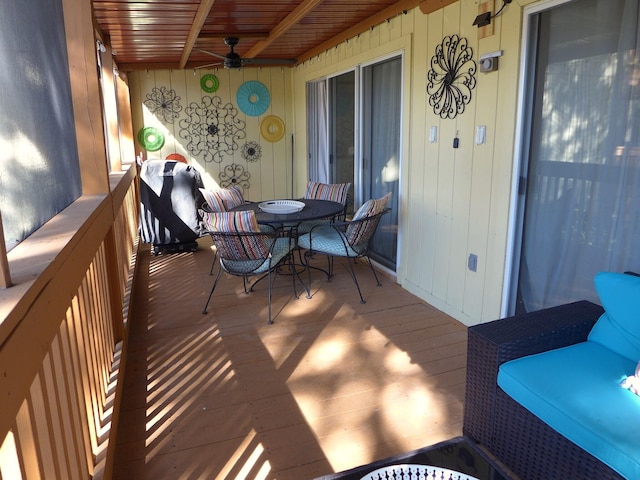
left=297, top=226, right=363, bottom=257
left=498, top=342, right=640, bottom=480
left=588, top=272, right=640, bottom=362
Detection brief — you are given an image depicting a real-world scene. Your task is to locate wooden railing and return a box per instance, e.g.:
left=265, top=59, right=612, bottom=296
left=0, top=167, right=139, bottom=479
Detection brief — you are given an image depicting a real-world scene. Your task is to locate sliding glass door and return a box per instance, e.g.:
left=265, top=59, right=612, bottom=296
left=307, top=54, right=402, bottom=270
left=512, top=0, right=640, bottom=313
left=361, top=56, right=401, bottom=268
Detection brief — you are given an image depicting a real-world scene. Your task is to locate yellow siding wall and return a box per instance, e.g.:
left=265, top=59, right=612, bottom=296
left=129, top=68, right=294, bottom=202
left=292, top=1, right=526, bottom=325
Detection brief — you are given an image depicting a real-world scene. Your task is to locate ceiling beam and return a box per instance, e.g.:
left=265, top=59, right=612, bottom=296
left=179, top=0, right=216, bottom=69
left=198, top=32, right=270, bottom=42
left=296, top=0, right=424, bottom=65
left=243, top=0, right=323, bottom=58
left=419, top=0, right=457, bottom=14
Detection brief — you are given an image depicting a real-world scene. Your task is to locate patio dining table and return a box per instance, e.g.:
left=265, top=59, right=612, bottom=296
left=230, top=198, right=344, bottom=226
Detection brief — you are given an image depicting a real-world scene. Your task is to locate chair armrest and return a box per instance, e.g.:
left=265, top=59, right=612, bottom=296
left=469, top=300, right=604, bottom=363
left=463, top=300, right=604, bottom=445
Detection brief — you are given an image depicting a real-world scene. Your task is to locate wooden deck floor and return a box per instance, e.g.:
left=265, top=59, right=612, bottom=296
left=112, top=238, right=468, bottom=479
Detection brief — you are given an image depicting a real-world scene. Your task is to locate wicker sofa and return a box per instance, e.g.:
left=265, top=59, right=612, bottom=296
left=463, top=295, right=637, bottom=480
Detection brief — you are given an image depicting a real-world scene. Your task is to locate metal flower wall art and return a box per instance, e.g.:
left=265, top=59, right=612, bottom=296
left=178, top=96, right=246, bottom=163
left=427, top=35, right=477, bottom=119
left=144, top=86, right=183, bottom=123
left=241, top=141, right=262, bottom=162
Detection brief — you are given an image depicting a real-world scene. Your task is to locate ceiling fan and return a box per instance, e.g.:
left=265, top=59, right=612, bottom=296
left=196, top=37, right=296, bottom=69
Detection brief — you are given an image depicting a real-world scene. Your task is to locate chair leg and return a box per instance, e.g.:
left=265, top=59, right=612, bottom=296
left=344, top=256, right=366, bottom=304
left=267, top=268, right=273, bottom=324
left=202, top=268, right=224, bottom=314
left=305, top=251, right=314, bottom=298
left=288, top=253, right=302, bottom=300
left=209, top=251, right=218, bottom=275
left=365, top=255, right=382, bottom=286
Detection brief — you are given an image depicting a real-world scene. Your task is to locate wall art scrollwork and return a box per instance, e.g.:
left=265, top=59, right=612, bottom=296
left=219, top=163, right=251, bottom=191
left=178, top=96, right=246, bottom=163
left=427, top=35, right=477, bottom=119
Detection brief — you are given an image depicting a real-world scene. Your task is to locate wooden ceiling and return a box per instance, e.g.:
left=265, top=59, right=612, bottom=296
left=92, top=0, right=439, bottom=71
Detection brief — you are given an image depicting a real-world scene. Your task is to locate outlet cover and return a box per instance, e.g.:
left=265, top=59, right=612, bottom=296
left=468, top=254, right=478, bottom=272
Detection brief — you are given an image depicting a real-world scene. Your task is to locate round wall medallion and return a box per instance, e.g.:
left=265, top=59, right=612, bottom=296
left=260, top=115, right=285, bottom=142
left=137, top=127, right=165, bottom=151
left=166, top=153, right=187, bottom=163
left=200, top=74, right=219, bottom=93
left=237, top=80, right=270, bottom=116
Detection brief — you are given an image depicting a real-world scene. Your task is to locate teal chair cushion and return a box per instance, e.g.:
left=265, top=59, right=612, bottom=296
left=297, top=226, right=363, bottom=257
left=222, top=237, right=292, bottom=274
left=498, top=341, right=640, bottom=480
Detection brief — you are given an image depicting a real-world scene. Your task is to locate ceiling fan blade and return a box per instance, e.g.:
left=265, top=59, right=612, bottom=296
left=195, top=62, right=222, bottom=69
left=195, top=48, right=227, bottom=61
left=242, top=58, right=297, bottom=66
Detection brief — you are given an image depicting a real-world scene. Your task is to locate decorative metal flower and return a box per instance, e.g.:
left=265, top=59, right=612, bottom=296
left=178, top=96, right=246, bottom=163
left=427, top=35, right=477, bottom=119
left=241, top=141, right=262, bottom=162
left=143, top=86, right=182, bottom=123
left=219, top=163, right=251, bottom=191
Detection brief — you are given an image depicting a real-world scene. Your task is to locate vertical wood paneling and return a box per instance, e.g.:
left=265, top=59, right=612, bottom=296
left=447, top=3, right=477, bottom=312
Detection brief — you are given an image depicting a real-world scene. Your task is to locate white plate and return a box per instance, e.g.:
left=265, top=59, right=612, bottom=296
left=258, top=200, right=305, bottom=214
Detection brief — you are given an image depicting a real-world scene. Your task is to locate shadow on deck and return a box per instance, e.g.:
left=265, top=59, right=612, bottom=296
left=113, top=237, right=467, bottom=479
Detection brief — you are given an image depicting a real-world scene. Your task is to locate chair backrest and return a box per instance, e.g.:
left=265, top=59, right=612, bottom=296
left=210, top=230, right=277, bottom=273
left=304, top=181, right=351, bottom=206
left=203, top=210, right=276, bottom=273
left=345, top=192, right=391, bottom=243
left=199, top=185, right=245, bottom=212
left=345, top=207, right=391, bottom=247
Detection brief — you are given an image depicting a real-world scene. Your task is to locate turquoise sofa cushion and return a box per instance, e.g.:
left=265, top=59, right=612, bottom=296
left=498, top=341, right=640, bottom=480
left=588, top=272, right=640, bottom=362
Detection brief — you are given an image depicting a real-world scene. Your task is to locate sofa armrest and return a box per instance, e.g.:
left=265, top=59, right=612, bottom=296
left=463, top=300, right=604, bottom=446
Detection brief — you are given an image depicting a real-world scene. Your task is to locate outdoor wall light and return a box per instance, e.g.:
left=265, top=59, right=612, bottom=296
left=473, top=12, right=492, bottom=27
left=473, top=0, right=512, bottom=28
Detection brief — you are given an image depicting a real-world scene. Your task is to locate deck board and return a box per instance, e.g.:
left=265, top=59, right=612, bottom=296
left=113, top=238, right=467, bottom=479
